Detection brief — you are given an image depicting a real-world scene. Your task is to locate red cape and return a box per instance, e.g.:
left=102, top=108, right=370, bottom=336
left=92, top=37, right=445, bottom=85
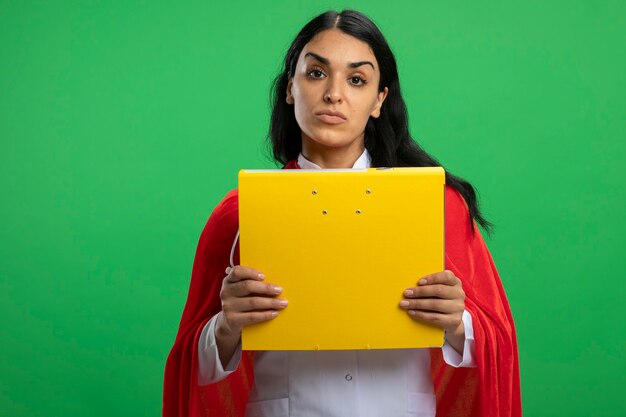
left=163, top=161, right=521, bottom=417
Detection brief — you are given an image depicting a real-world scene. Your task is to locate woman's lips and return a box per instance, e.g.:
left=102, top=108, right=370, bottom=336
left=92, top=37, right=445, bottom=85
left=315, top=110, right=347, bottom=124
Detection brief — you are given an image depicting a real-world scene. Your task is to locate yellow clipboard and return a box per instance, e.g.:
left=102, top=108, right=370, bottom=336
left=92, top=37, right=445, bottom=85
left=239, top=167, right=445, bottom=350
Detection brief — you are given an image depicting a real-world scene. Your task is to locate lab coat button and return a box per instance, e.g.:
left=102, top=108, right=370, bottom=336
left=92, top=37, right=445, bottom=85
left=345, top=374, right=353, bottom=381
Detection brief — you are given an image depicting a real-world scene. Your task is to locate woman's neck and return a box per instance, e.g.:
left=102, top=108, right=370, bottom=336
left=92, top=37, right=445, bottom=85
left=301, top=140, right=365, bottom=169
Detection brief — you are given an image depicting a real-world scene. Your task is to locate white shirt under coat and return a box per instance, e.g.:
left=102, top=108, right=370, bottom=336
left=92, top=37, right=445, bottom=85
left=198, top=150, right=476, bottom=417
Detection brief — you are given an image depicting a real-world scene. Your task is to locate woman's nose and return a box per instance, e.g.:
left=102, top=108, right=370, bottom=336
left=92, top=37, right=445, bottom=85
left=323, top=78, right=343, bottom=103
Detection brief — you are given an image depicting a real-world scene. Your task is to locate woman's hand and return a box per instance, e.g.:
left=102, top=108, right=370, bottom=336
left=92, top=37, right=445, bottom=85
left=214, top=265, right=287, bottom=367
left=217, top=265, right=287, bottom=336
left=399, top=270, right=466, bottom=353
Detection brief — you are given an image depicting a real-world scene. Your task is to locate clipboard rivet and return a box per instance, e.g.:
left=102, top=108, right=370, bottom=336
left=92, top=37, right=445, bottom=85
left=356, top=209, right=362, bottom=214
left=322, top=210, right=328, bottom=215
left=312, top=190, right=317, bottom=195
left=366, top=189, right=371, bottom=194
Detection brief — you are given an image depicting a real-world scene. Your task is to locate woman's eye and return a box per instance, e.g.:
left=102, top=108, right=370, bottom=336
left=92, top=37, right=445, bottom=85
left=350, top=76, right=366, bottom=86
left=308, top=69, right=325, bottom=79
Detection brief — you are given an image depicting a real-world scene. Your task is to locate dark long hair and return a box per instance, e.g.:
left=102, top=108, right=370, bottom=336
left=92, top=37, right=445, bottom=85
left=269, top=10, right=492, bottom=232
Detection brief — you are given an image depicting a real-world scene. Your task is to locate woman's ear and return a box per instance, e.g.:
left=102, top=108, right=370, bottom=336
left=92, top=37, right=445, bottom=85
left=370, top=87, right=389, bottom=118
left=286, top=79, right=294, bottom=104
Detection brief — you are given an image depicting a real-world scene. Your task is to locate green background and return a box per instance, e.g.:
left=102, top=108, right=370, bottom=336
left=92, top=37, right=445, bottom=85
left=1, top=1, right=624, bottom=416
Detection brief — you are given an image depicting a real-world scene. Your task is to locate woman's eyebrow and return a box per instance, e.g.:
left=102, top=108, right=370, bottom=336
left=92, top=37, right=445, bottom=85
left=304, top=52, right=375, bottom=70
left=349, top=60, right=375, bottom=70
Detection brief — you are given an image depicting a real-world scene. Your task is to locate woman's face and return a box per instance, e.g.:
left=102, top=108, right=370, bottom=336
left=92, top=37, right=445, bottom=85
left=287, top=29, right=388, bottom=163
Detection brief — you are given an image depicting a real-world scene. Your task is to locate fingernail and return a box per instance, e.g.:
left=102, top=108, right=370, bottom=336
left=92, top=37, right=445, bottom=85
left=418, top=278, right=427, bottom=285
left=271, top=311, right=278, bottom=318
left=258, top=273, right=265, bottom=279
left=399, top=300, right=410, bottom=307
left=404, top=289, right=414, bottom=297
left=408, top=310, right=416, bottom=316
left=278, top=299, right=288, bottom=307
left=274, top=286, right=283, bottom=294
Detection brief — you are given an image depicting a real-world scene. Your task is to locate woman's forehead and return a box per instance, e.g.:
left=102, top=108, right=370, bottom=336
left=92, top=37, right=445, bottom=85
left=300, top=29, right=377, bottom=65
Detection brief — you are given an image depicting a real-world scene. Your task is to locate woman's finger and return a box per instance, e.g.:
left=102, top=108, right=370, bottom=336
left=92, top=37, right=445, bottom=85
left=224, top=279, right=283, bottom=298
left=418, top=270, right=459, bottom=286
left=404, top=284, right=463, bottom=300
left=227, top=310, right=281, bottom=328
left=406, top=309, right=459, bottom=329
left=400, top=298, right=459, bottom=313
left=225, top=265, right=266, bottom=283
left=223, top=296, right=288, bottom=313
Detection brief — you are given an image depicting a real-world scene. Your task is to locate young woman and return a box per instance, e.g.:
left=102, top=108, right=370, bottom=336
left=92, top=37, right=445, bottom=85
left=164, top=10, right=520, bottom=417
